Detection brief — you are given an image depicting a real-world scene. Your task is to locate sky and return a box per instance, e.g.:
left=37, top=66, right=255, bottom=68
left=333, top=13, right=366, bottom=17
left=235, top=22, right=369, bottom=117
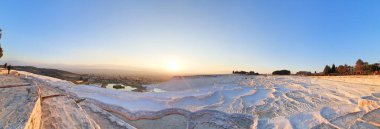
left=0, top=0, right=380, bottom=74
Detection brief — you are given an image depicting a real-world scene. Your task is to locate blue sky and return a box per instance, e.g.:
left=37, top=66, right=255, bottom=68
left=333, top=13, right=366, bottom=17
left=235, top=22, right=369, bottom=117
left=0, top=0, right=379, bottom=74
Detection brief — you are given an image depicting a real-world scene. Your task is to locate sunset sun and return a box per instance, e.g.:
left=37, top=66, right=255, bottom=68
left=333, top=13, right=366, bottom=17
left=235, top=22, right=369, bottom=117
left=166, top=61, right=180, bottom=72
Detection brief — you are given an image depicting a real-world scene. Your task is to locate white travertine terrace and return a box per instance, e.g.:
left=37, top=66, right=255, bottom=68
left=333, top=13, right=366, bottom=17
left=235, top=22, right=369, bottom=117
left=4, top=71, right=380, bottom=129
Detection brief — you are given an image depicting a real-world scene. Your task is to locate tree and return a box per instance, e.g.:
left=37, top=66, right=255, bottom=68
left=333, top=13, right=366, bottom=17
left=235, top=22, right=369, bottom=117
left=272, top=70, right=291, bottom=75
left=323, top=65, right=331, bottom=75
left=337, top=65, right=347, bottom=74
left=363, top=62, right=370, bottom=74
left=374, top=63, right=380, bottom=72
left=345, top=65, right=354, bottom=75
left=0, top=47, right=2, bottom=59
left=344, top=64, right=348, bottom=74
left=248, top=71, right=257, bottom=75
left=296, top=71, right=311, bottom=76
left=331, top=64, right=337, bottom=73
left=355, top=59, right=364, bottom=74
left=369, top=64, right=379, bottom=73
left=233, top=70, right=258, bottom=75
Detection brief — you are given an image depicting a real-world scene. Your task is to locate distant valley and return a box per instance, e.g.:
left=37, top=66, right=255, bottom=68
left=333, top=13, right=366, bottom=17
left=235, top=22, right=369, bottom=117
left=13, top=66, right=170, bottom=92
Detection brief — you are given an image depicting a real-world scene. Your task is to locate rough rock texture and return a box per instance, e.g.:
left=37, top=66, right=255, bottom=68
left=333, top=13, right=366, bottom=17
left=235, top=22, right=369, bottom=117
left=126, top=114, right=188, bottom=129
left=24, top=95, right=42, bottom=129
left=0, top=75, right=37, bottom=129
left=86, top=99, right=255, bottom=129
left=3, top=71, right=380, bottom=129
left=362, top=108, right=380, bottom=125
left=39, top=83, right=136, bottom=129
left=313, top=75, right=380, bottom=86
left=0, top=73, right=137, bottom=129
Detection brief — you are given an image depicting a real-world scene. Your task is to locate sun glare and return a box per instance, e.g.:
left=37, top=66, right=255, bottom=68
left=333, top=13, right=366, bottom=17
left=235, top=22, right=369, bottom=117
left=166, top=61, right=180, bottom=72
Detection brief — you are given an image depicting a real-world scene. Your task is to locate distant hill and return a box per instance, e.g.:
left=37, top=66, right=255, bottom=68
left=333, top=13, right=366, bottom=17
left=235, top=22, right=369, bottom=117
left=11, top=66, right=169, bottom=90
left=13, top=66, right=82, bottom=82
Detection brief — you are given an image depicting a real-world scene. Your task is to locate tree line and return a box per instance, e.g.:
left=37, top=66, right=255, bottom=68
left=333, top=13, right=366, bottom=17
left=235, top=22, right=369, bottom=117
left=323, top=59, right=380, bottom=75
left=272, top=70, right=291, bottom=75
left=233, top=70, right=259, bottom=75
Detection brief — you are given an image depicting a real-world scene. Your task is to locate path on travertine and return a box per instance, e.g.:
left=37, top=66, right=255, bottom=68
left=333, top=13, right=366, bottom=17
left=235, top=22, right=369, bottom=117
left=38, top=79, right=135, bottom=129
left=39, top=85, right=97, bottom=129
left=0, top=72, right=135, bottom=129
left=0, top=75, right=36, bottom=129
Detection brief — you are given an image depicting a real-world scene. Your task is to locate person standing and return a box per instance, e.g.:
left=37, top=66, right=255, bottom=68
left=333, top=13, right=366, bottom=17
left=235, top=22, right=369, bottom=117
left=0, top=29, right=3, bottom=59
left=7, top=65, right=11, bottom=74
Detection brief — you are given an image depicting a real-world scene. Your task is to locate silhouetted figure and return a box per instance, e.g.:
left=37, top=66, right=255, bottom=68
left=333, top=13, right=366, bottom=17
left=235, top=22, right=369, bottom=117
left=3, top=63, right=7, bottom=68
left=7, top=65, right=11, bottom=74
left=0, top=29, right=3, bottom=59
